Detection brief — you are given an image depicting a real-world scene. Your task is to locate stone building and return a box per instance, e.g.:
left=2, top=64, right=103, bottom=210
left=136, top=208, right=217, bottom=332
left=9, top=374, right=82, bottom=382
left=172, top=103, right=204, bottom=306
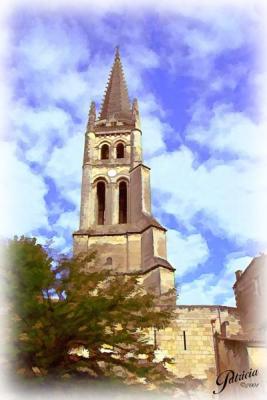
left=73, top=48, right=266, bottom=394
left=212, top=255, right=267, bottom=396
left=233, top=254, right=267, bottom=339
left=73, top=47, right=175, bottom=298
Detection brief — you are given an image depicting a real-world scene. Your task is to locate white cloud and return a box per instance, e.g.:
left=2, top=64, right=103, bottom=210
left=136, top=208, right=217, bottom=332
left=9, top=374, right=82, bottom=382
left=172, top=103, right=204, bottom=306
left=129, top=45, right=159, bottom=69
left=35, top=235, right=50, bottom=246
left=179, top=273, right=216, bottom=305
left=12, top=17, right=90, bottom=75
left=251, top=71, right=267, bottom=120
left=160, top=2, right=263, bottom=144
left=45, top=133, right=84, bottom=209
left=50, top=236, right=67, bottom=249
left=179, top=255, right=252, bottom=305
left=54, top=210, right=80, bottom=232
left=167, top=229, right=209, bottom=277
left=142, top=115, right=168, bottom=158
left=0, top=141, right=48, bottom=237
left=9, top=14, right=170, bottom=176
left=222, top=295, right=236, bottom=307
left=35, top=234, right=71, bottom=256
left=149, top=146, right=267, bottom=245
left=47, top=71, right=90, bottom=103
left=183, top=11, right=249, bottom=55
left=11, top=103, right=76, bottom=164
left=224, top=255, right=253, bottom=275
left=187, top=104, right=267, bottom=160
left=8, top=18, right=102, bottom=167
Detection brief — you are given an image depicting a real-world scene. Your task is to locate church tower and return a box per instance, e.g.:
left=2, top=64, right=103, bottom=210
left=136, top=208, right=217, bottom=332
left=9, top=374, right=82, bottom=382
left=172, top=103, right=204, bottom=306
left=73, top=48, right=175, bottom=296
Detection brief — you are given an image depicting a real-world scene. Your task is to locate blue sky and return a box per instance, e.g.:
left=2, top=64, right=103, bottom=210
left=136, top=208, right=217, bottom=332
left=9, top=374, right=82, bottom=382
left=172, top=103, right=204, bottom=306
left=1, top=0, right=267, bottom=306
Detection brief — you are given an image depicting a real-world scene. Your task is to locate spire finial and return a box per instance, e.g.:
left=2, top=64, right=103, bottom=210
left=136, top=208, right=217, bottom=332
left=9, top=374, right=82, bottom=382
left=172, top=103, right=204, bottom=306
left=115, top=46, right=120, bottom=60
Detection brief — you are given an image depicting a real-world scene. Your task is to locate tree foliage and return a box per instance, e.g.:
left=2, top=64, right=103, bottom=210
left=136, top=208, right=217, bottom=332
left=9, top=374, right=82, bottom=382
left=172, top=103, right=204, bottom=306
left=5, top=236, right=177, bottom=390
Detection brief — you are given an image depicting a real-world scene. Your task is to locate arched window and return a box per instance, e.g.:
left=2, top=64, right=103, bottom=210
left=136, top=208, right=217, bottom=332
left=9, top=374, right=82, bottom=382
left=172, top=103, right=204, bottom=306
left=116, top=143, right=124, bottom=159
left=106, top=257, right=112, bottom=265
left=119, top=181, right=127, bottom=224
left=97, top=181, right=105, bottom=224
left=101, top=144, right=109, bottom=160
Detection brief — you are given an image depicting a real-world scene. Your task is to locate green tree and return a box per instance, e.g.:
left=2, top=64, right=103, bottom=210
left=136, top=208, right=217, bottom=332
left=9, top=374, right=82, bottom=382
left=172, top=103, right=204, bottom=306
left=5, top=236, right=176, bottom=390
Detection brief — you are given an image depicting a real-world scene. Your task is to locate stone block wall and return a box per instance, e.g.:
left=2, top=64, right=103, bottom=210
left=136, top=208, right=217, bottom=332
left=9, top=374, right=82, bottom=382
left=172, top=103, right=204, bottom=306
left=74, top=233, right=143, bottom=273
left=154, top=306, right=241, bottom=389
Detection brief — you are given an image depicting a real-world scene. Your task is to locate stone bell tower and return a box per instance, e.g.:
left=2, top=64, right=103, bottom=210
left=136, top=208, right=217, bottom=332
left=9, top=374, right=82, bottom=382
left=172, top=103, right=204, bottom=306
left=73, top=47, right=175, bottom=296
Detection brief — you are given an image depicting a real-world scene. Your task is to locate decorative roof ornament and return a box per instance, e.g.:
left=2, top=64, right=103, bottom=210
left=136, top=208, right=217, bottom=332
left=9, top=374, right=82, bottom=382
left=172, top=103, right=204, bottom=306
left=115, top=45, right=120, bottom=61
left=98, top=47, right=132, bottom=123
left=87, top=101, right=96, bottom=132
left=132, top=98, right=141, bottom=130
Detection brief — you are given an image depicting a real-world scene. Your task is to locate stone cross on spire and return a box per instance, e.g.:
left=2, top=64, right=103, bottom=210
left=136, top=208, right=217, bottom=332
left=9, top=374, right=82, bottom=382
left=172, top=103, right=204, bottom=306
left=99, top=47, right=132, bottom=122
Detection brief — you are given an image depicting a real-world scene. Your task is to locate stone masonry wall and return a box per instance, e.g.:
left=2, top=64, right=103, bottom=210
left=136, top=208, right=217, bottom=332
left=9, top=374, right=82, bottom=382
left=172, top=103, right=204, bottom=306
left=154, top=306, right=242, bottom=390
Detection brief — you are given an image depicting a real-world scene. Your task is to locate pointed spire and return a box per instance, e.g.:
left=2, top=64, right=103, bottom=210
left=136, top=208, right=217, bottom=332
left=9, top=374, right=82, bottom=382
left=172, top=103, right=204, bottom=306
left=99, top=47, right=132, bottom=122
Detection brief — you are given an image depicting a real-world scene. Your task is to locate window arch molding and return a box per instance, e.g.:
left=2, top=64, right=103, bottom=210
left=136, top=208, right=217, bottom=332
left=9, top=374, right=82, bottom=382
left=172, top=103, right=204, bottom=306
left=113, top=139, right=126, bottom=147
left=92, top=176, right=110, bottom=188
left=115, top=176, right=129, bottom=186
left=98, top=139, right=112, bottom=148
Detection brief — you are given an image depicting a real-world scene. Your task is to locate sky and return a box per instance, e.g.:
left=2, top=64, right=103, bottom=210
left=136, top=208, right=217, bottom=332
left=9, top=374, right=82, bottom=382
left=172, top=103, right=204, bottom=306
left=1, top=0, right=267, bottom=306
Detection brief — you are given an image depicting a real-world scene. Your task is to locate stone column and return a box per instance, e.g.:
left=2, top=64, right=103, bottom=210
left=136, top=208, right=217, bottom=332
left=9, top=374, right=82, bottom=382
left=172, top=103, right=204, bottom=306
left=105, top=182, right=113, bottom=225
left=112, top=182, right=119, bottom=224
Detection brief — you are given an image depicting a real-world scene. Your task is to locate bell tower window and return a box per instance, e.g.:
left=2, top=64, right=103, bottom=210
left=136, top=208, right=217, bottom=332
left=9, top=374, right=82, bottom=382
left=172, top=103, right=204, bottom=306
left=101, top=144, right=109, bottom=160
left=116, top=143, right=124, bottom=159
left=97, top=181, right=106, bottom=224
left=119, top=181, right=127, bottom=224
